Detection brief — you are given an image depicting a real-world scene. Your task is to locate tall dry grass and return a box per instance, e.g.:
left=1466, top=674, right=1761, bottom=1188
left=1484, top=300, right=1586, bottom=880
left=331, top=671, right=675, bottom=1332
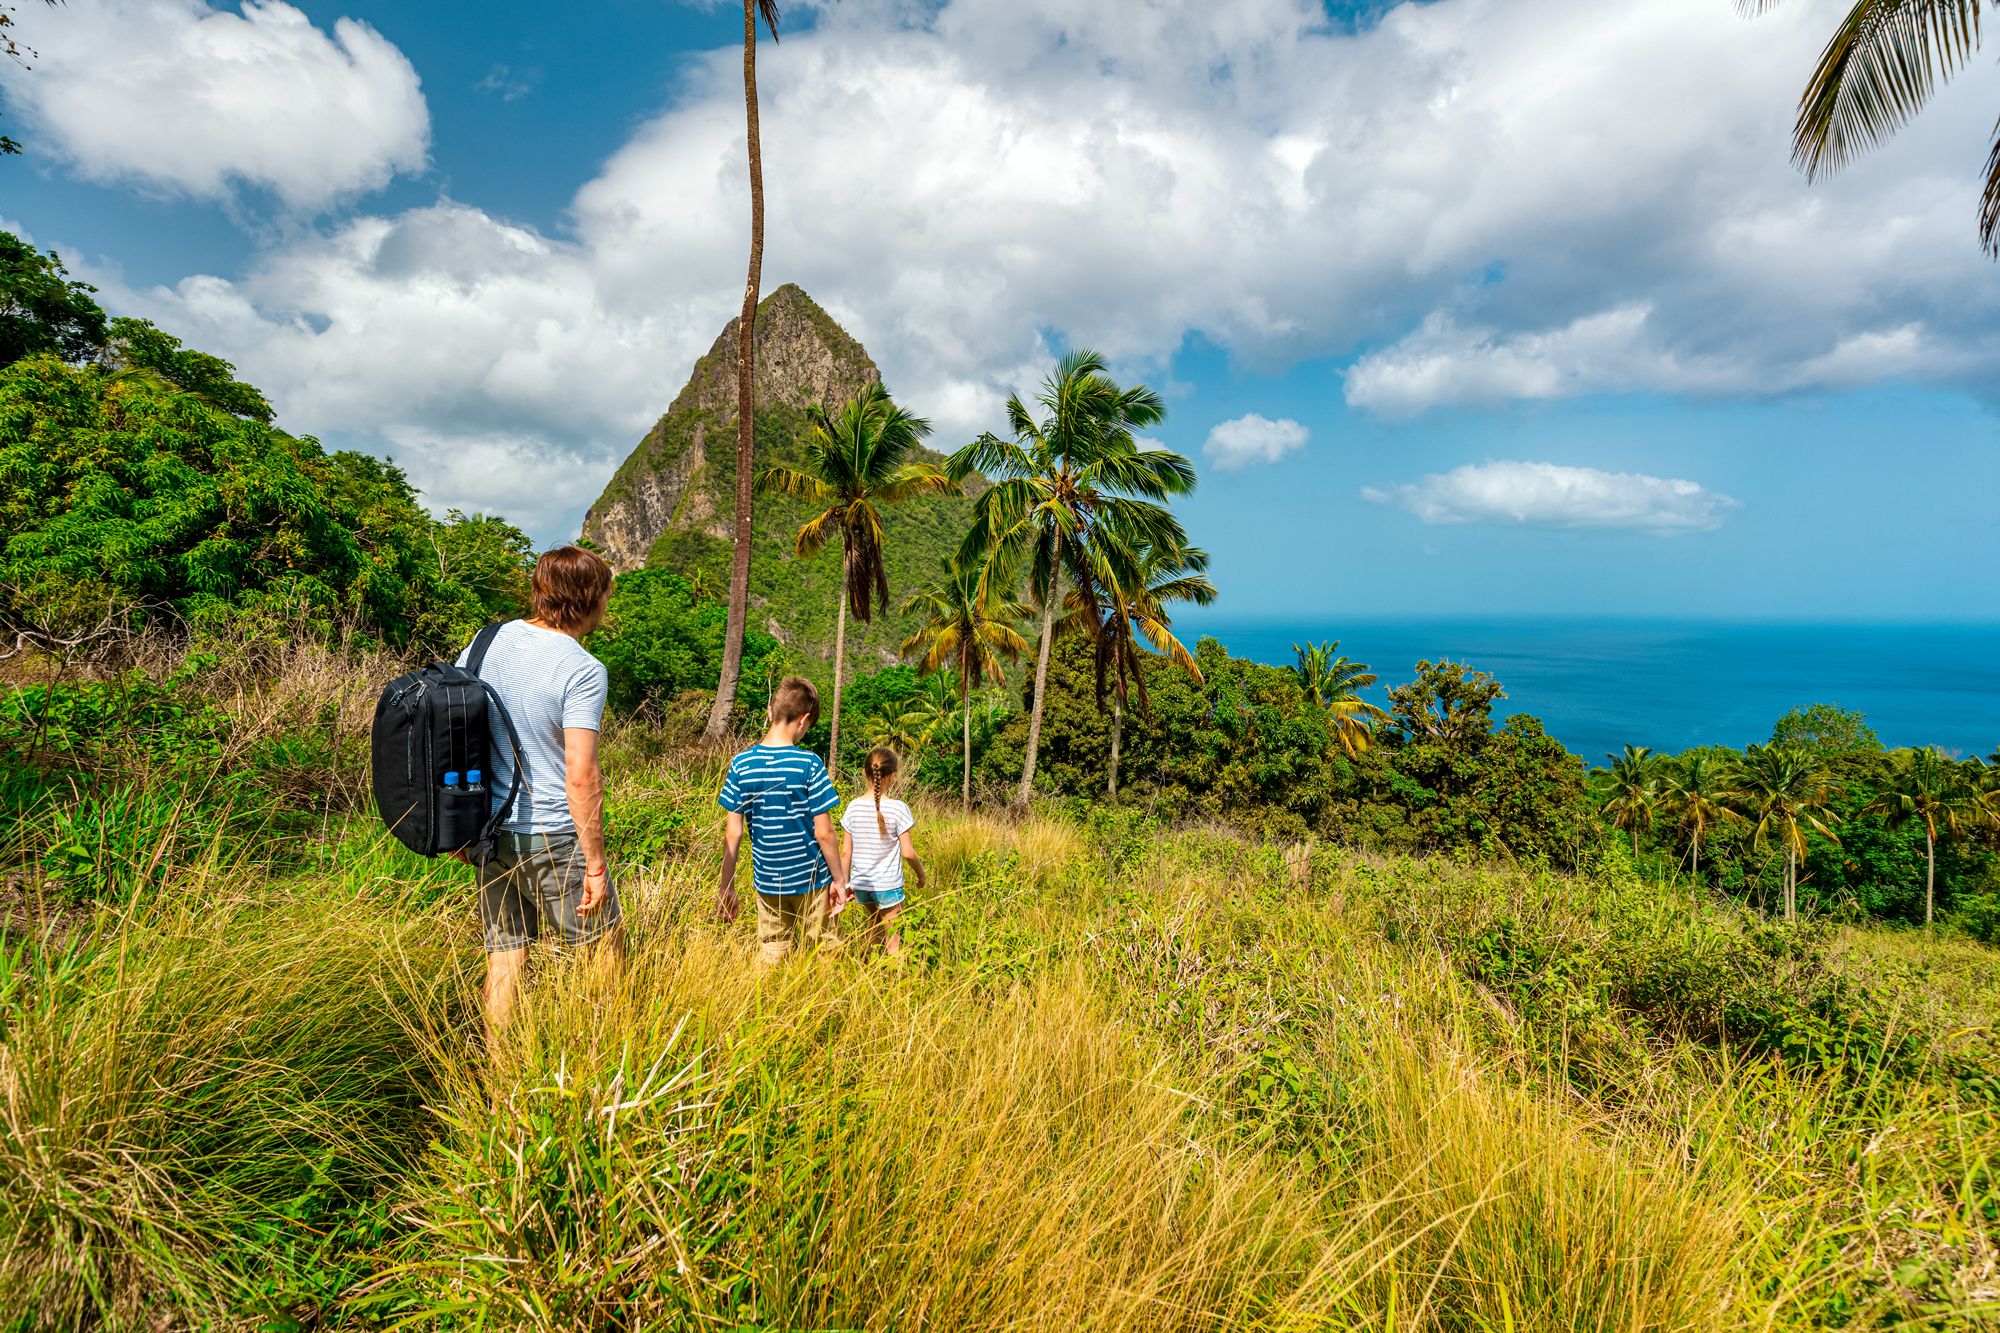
left=1, top=647, right=1994, bottom=1329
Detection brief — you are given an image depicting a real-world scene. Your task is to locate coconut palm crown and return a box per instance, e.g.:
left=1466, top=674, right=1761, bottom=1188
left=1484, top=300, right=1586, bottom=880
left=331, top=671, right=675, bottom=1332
left=758, top=382, right=955, bottom=777
left=1292, top=641, right=1390, bottom=757
left=946, top=349, right=1196, bottom=806
left=1731, top=743, right=1843, bottom=922
left=1865, top=746, right=1993, bottom=927
left=901, top=556, right=1032, bottom=808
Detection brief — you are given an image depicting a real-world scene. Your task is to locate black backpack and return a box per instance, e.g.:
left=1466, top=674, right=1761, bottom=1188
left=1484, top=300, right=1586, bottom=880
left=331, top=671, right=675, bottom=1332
left=370, top=622, right=524, bottom=862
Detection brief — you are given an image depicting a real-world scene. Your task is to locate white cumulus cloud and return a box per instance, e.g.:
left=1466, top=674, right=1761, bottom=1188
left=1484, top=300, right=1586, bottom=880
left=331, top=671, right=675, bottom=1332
left=1204, top=413, right=1308, bottom=469
left=1, top=0, right=427, bottom=212
left=1362, top=461, right=1739, bottom=533
left=54, top=0, right=2000, bottom=538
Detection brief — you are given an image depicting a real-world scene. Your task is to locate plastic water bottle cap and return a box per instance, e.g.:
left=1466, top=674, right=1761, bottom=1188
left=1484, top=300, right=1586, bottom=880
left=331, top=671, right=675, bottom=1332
left=467, top=769, right=482, bottom=787
left=444, top=771, right=460, bottom=788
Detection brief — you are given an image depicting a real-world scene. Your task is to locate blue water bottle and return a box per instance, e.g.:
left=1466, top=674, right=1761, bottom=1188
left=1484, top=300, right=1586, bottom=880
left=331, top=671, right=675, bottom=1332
left=443, top=770, right=460, bottom=790
left=465, top=768, right=485, bottom=794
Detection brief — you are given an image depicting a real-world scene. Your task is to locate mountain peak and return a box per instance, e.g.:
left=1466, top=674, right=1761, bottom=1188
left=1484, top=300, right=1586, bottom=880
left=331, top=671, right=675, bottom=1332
left=667, top=284, right=881, bottom=422
left=582, top=285, right=883, bottom=572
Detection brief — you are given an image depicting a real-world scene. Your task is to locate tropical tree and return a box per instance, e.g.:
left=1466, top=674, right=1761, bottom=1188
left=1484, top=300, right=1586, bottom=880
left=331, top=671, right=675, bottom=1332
left=1601, top=744, right=1662, bottom=857
left=1745, top=0, right=2000, bottom=257
left=1071, top=533, right=1216, bottom=799
left=1865, top=746, right=1992, bottom=927
left=1292, top=640, right=1391, bottom=757
left=901, top=556, right=1031, bottom=808
left=946, top=349, right=1195, bottom=807
left=704, top=0, right=785, bottom=741
left=1659, top=752, right=1744, bottom=881
left=1731, top=743, right=1843, bottom=921
left=757, top=382, right=952, bottom=778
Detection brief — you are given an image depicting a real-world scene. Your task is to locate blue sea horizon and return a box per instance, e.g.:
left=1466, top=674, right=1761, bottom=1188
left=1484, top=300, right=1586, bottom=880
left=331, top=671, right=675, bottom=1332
left=1183, top=615, right=2000, bottom=764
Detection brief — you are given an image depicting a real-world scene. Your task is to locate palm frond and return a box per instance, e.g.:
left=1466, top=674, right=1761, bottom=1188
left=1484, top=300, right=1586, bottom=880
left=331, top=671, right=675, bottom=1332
left=1790, top=0, right=1984, bottom=179
left=755, top=465, right=834, bottom=502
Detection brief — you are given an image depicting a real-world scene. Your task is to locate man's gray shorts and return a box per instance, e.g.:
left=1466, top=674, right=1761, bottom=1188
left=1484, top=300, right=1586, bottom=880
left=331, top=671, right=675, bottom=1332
left=477, top=831, right=622, bottom=953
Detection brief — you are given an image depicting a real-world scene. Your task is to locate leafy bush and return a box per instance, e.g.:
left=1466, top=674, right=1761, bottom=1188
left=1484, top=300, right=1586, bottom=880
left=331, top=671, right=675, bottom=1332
left=588, top=569, right=777, bottom=716
left=0, top=279, right=533, bottom=655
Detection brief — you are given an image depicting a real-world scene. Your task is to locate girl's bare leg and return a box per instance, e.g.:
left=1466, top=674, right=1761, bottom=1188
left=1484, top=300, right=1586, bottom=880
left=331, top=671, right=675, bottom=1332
left=878, top=903, right=904, bottom=956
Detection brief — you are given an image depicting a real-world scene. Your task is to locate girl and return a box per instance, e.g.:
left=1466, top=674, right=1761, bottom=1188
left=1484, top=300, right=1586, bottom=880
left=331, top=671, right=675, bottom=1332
left=839, top=748, right=924, bottom=956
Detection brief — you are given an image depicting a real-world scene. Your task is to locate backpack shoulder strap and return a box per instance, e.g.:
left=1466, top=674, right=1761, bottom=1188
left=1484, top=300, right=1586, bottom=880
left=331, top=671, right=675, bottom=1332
left=465, top=620, right=506, bottom=676
left=469, top=680, right=527, bottom=866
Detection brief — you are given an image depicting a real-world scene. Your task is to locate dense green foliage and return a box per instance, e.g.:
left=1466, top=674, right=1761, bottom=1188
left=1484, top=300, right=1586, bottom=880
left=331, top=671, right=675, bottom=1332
left=0, top=233, right=106, bottom=365
left=0, top=228, right=533, bottom=653
left=587, top=569, right=778, bottom=717
left=978, top=635, right=1587, bottom=858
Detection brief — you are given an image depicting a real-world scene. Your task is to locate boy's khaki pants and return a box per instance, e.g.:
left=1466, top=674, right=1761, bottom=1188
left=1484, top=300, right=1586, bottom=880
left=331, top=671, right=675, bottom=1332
left=756, top=889, right=837, bottom=966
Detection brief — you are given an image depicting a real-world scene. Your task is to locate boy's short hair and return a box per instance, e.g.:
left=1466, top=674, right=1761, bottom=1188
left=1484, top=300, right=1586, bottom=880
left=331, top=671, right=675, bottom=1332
left=769, top=676, right=820, bottom=725
left=531, top=546, right=613, bottom=630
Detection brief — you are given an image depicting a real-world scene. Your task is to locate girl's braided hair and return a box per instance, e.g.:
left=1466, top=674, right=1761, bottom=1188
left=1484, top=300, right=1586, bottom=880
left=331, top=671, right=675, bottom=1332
left=864, top=748, right=900, bottom=838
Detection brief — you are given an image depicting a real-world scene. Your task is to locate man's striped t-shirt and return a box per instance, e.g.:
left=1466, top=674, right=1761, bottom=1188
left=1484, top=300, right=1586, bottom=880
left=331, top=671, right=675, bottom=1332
left=717, top=744, right=840, bottom=896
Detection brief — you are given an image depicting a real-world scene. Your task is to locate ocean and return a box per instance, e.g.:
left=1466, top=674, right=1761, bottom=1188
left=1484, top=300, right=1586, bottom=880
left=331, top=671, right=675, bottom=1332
left=1185, top=618, right=2000, bottom=765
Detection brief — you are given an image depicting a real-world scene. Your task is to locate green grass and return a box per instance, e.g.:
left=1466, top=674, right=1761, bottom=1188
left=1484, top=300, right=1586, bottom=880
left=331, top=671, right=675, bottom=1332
left=1, top=662, right=1996, bottom=1330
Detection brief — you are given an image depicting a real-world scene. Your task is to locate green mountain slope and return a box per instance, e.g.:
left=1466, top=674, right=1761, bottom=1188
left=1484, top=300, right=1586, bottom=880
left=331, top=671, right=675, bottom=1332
left=583, top=286, right=978, bottom=672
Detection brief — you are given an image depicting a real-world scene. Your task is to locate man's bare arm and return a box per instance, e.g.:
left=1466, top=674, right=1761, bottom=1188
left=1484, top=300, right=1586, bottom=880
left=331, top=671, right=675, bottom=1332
left=563, top=727, right=608, bottom=910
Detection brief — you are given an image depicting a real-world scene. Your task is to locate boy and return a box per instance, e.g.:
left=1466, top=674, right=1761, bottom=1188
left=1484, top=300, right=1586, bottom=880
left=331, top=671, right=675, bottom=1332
left=715, top=676, right=848, bottom=965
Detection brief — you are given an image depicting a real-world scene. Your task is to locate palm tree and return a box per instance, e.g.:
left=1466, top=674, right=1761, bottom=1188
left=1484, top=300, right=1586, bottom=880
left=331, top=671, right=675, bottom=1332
left=1601, top=744, right=1662, bottom=858
left=758, top=383, right=953, bottom=779
left=1744, top=0, right=2000, bottom=258
left=946, top=349, right=1195, bottom=808
left=1731, top=743, right=1842, bottom=922
left=901, top=556, right=1031, bottom=808
left=1865, top=746, right=1991, bottom=928
left=1659, top=752, right=1745, bottom=882
left=704, top=0, right=785, bottom=741
left=1292, top=640, right=1391, bottom=758
left=1072, top=534, right=1216, bottom=799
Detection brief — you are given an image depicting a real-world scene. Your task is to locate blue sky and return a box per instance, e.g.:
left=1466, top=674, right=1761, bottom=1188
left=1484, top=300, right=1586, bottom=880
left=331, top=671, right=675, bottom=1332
left=4, top=0, right=1998, bottom=623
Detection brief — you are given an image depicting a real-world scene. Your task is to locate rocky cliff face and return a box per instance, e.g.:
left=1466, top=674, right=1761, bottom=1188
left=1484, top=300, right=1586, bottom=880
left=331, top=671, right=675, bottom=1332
left=580, top=285, right=977, bottom=667
left=583, top=285, right=882, bottom=572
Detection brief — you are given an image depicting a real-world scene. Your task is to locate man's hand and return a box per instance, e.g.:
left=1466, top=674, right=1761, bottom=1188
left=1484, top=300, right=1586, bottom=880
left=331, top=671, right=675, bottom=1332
left=578, top=864, right=610, bottom=914
left=450, top=849, right=472, bottom=866
left=716, top=880, right=740, bottom=923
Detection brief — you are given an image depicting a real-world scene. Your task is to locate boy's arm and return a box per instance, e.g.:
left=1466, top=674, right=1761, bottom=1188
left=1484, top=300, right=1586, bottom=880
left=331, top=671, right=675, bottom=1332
left=899, top=830, right=925, bottom=888
left=814, top=813, right=846, bottom=900
left=717, top=810, right=745, bottom=922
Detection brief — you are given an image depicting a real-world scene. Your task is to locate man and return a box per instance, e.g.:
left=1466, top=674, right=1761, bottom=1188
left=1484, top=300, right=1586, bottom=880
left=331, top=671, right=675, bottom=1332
left=459, top=544, right=620, bottom=1035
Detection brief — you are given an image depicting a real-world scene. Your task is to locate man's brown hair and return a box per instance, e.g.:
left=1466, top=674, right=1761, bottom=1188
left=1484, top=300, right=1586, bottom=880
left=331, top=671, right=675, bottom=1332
left=530, top=546, right=613, bottom=631
left=769, top=675, right=820, bottom=726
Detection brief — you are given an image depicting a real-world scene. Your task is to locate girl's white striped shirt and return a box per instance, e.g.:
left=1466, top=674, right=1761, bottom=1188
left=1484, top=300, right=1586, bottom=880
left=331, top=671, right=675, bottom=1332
left=840, top=796, right=914, bottom=891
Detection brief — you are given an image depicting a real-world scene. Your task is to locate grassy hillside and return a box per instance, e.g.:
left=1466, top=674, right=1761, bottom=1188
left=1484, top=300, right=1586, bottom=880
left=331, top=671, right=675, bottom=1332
left=2, top=643, right=1997, bottom=1330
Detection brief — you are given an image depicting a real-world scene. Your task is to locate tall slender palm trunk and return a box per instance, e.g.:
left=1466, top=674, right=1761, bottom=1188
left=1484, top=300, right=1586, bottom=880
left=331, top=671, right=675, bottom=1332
left=1108, top=702, right=1122, bottom=800
left=1691, top=830, right=1700, bottom=882
left=1016, top=591, right=1057, bottom=809
left=703, top=0, right=765, bottom=741
left=1785, top=843, right=1797, bottom=922
left=1925, top=828, right=1936, bottom=929
left=829, top=557, right=848, bottom=781
left=960, top=660, right=973, bottom=810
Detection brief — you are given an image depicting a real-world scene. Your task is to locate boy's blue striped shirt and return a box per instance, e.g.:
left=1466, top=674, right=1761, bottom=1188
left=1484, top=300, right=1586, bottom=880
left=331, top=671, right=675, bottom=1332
left=717, top=744, right=840, bottom=896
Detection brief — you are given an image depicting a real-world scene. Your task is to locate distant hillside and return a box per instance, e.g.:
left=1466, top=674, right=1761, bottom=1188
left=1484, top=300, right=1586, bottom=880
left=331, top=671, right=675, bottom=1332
left=583, top=285, right=979, bottom=670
